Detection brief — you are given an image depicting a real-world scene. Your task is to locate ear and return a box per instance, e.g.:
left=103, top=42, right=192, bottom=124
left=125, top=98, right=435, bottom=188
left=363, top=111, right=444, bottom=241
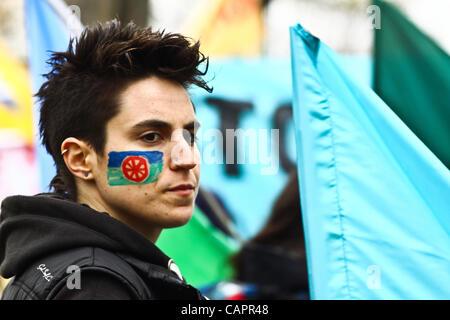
left=61, top=137, right=95, bottom=181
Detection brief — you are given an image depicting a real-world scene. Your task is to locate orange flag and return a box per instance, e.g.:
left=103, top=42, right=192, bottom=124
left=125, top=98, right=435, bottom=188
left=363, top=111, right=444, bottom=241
left=183, top=0, right=263, bottom=56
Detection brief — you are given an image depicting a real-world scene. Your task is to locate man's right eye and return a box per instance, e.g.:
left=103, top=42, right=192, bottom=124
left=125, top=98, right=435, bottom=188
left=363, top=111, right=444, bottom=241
left=141, top=132, right=162, bottom=144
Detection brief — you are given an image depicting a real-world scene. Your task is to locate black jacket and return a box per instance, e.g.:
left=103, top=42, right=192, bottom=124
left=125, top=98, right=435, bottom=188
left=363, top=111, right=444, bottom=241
left=0, top=194, right=204, bottom=300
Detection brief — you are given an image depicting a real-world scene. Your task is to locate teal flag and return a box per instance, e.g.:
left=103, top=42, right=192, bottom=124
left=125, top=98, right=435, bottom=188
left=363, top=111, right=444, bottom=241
left=373, top=0, right=450, bottom=169
left=290, top=23, right=450, bottom=299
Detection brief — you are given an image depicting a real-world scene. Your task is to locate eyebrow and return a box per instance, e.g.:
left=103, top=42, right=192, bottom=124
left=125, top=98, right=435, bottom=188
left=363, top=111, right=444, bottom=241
left=130, top=119, right=201, bottom=133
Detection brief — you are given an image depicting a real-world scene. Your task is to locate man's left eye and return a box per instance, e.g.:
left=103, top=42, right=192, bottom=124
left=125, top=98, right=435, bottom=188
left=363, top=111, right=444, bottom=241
left=183, top=131, right=198, bottom=145
left=142, top=132, right=161, bottom=143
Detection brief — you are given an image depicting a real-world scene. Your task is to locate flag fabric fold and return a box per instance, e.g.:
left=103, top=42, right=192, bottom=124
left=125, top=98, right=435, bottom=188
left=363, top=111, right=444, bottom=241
left=290, top=23, right=450, bottom=300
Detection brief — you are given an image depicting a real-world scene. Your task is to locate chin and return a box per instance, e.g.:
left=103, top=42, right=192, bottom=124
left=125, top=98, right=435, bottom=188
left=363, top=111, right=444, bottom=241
left=161, top=205, right=194, bottom=228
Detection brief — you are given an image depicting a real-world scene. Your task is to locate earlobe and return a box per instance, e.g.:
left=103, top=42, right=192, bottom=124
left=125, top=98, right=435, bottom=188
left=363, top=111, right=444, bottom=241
left=61, top=138, right=94, bottom=180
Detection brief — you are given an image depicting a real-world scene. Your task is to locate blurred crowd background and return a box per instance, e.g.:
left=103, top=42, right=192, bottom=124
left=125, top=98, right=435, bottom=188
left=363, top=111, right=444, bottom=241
left=0, top=0, right=449, bottom=59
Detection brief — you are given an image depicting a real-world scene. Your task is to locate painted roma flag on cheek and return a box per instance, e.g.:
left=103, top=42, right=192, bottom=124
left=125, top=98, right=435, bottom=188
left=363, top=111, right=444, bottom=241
left=107, top=151, right=163, bottom=186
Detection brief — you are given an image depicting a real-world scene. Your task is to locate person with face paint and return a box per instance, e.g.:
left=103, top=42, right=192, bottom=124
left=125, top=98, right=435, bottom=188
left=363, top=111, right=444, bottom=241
left=0, top=20, right=212, bottom=300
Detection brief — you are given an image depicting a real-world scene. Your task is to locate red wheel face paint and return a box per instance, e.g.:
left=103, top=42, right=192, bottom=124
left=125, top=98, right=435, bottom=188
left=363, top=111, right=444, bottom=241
left=121, top=156, right=149, bottom=183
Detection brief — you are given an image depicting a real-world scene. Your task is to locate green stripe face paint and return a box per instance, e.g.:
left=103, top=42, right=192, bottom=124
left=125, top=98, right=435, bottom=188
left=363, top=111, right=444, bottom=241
left=107, top=151, right=163, bottom=186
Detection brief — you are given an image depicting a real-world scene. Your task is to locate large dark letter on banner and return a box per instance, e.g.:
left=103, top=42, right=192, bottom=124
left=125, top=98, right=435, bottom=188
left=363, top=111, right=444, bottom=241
left=205, top=97, right=254, bottom=177
left=273, top=103, right=296, bottom=173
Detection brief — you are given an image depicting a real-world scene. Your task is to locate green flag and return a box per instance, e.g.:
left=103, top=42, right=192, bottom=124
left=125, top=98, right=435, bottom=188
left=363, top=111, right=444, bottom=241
left=373, top=0, right=450, bottom=169
left=156, top=206, right=238, bottom=287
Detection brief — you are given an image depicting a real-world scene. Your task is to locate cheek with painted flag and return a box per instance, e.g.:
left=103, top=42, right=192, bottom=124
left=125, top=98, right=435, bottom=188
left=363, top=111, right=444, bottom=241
left=107, top=151, right=163, bottom=186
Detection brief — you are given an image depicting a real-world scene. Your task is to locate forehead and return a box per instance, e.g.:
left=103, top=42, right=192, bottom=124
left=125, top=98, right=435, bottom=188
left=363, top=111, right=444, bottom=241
left=112, top=76, right=195, bottom=128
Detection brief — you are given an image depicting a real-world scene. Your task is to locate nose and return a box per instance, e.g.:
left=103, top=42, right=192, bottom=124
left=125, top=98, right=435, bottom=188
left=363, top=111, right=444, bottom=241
left=168, top=131, right=199, bottom=171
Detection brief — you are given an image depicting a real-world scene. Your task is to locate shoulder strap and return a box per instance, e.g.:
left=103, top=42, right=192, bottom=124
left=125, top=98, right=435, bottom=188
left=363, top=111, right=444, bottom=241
left=46, top=247, right=153, bottom=299
left=2, top=247, right=152, bottom=300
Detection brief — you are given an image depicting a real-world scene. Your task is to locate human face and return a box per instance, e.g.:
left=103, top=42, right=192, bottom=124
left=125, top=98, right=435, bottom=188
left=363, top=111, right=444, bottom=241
left=91, top=77, right=200, bottom=240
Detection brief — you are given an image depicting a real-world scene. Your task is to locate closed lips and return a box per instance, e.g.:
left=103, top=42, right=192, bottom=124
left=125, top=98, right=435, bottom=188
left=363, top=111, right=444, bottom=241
left=168, top=184, right=194, bottom=191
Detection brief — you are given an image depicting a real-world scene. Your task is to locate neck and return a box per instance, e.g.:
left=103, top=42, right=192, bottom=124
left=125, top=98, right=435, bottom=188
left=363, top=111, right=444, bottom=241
left=76, top=182, right=161, bottom=243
